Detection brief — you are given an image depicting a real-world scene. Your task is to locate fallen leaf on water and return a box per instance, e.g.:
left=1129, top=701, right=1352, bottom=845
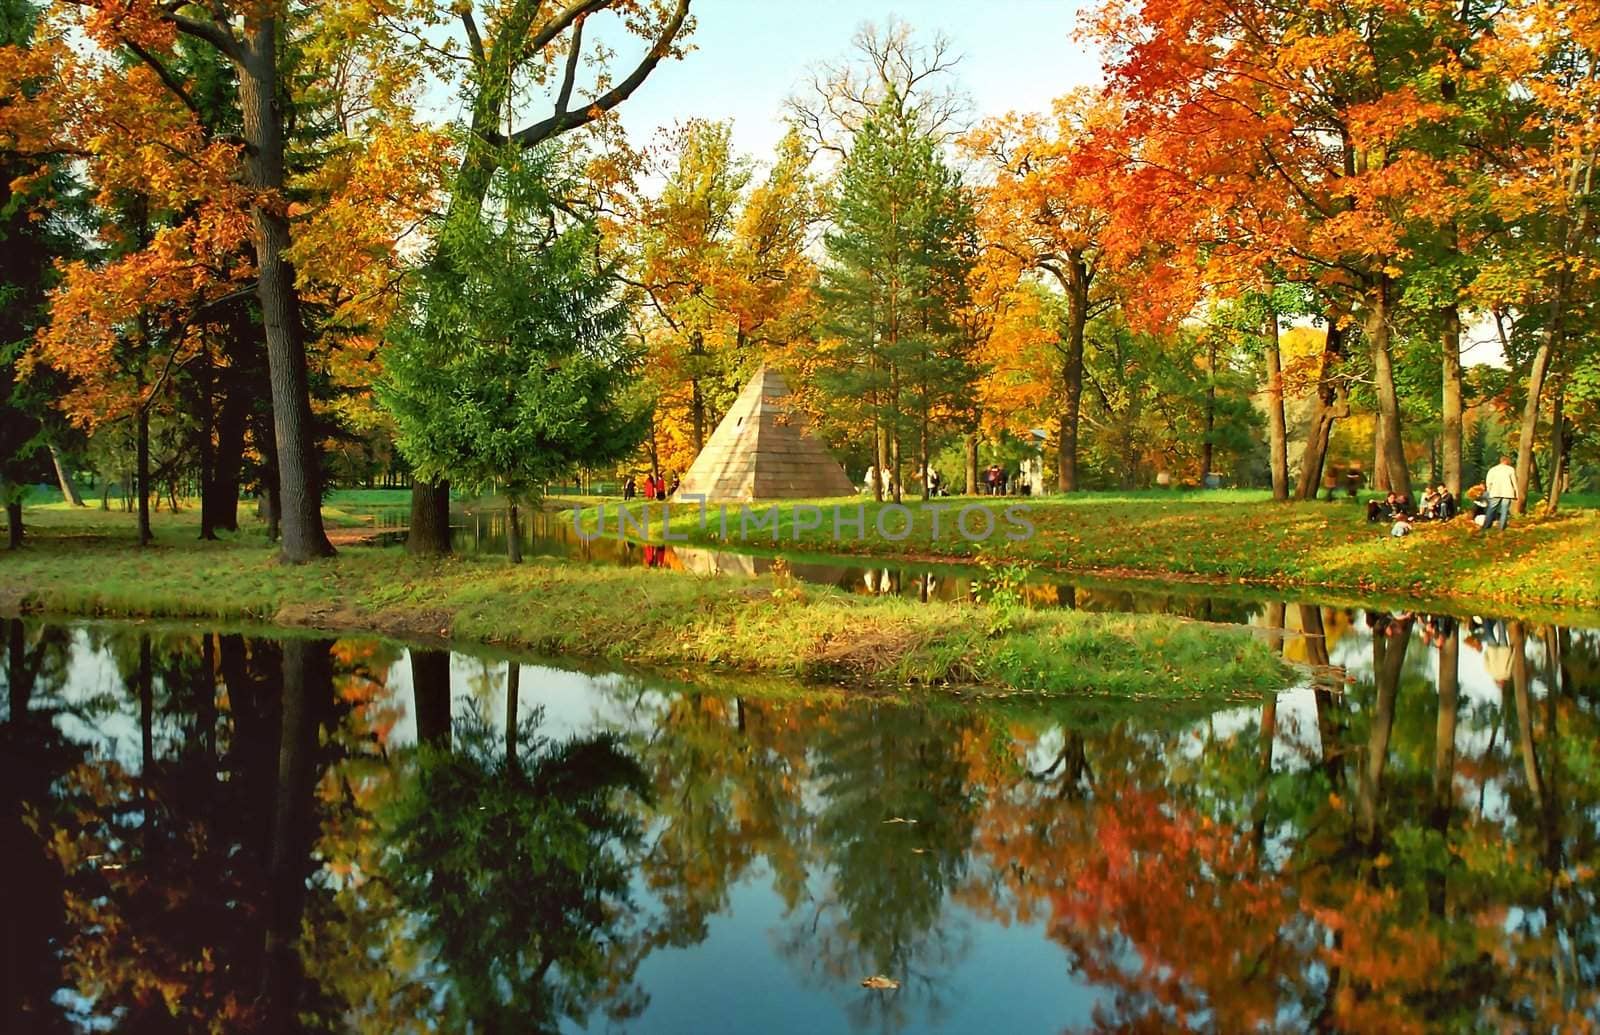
left=861, top=976, right=900, bottom=990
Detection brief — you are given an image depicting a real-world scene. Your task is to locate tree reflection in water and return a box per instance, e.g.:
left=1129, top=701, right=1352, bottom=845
left=6, top=614, right=1600, bottom=1032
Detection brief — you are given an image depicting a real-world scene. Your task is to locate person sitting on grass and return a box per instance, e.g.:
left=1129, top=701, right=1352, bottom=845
left=1390, top=513, right=1413, bottom=537
left=1420, top=486, right=1440, bottom=520
left=1366, top=497, right=1385, bottom=523
left=1434, top=484, right=1457, bottom=520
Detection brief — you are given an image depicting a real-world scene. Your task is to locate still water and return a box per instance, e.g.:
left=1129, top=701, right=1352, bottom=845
left=4, top=614, right=1598, bottom=1033
left=375, top=507, right=1277, bottom=622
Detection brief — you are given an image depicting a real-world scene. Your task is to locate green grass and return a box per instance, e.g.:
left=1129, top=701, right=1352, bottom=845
left=0, top=515, right=1294, bottom=701
left=574, top=491, right=1600, bottom=611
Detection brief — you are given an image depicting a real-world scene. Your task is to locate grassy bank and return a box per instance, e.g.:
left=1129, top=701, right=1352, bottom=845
left=576, top=493, right=1600, bottom=610
left=0, top=529, right=1292, bottom=700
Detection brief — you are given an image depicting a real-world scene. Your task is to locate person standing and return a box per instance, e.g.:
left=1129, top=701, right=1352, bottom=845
left=1483, top=454, right=1519, bottom=532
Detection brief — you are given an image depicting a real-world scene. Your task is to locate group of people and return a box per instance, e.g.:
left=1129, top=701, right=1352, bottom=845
left=1365, top=455, right=1522, bottom=537
left=623, top=473, right=677, bottom=501
left=985, top=463, right=1033, bottom=496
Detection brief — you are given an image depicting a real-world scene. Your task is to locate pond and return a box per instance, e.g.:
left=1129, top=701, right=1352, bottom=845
left=5, top=614, right=1598, bottom=1032
left=370, top=507, right=1306, bottom=624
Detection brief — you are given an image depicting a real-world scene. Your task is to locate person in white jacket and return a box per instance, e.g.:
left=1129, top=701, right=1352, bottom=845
left=1482, top=454, right=1520, bottom=532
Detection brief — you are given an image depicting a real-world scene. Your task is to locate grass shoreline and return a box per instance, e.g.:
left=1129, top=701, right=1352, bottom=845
left=571, top=494, right=1600, bottom=612
left=0, top=537, right=1294, bottom=701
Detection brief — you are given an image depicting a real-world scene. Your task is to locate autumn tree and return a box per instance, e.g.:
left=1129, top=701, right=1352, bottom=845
left=402, top=0, right=693, bottom=557
left=381, top=149, right=646, bottom=564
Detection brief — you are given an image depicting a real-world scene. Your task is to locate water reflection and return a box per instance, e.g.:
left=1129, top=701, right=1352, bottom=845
left=5, top=615, right=1599, bottom=1032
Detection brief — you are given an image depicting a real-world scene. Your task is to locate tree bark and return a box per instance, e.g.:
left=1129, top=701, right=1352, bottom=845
left=136, top=405, right=153, bottom=547
left=506, top=502, right=522, bottom=564
left=1440, top=306, right=1464, bottom=498
left=235, top=23, right=333, bottom=563
left=412, top=648, right=452, bottom=750
left=1264, top=311, right=1288, bottom=501
left=1057, top=258, right=1088, bottom=492
left=1296, top=320, right=1348, bottom=500
left=1201, top=337, right=1217, bottom=481
left=1513, top=325, right=1558, bottom=517
left=1372, top=409, right=1389, bottom=494
left=198, top=346, right=218, bottom=540
left=408, top=480, right=452, bottom=556
left=964, top=431, right=978, bottom=496
left=5, top=501, right=20, bottom=549
left=1367, top=281, right=1411, bottom=500
left=505, top=660, right=520, bottom=772
left=260, top=638, right=331, bottom=1024
left=49, top=445, right=85, bottom=506
left=1358, top=619, right=1408, bottom=845
left=1546, top=383, right=1568, bottom=514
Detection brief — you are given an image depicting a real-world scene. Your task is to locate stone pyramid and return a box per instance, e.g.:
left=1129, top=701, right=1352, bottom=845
left=673, top=366, right=856, bottom=502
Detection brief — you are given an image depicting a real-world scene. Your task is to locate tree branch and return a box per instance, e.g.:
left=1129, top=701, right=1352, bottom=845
left=502, top=0, right=691, bottom=150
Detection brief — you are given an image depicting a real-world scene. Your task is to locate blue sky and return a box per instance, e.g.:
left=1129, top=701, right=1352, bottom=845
left=598, top=0, right=1099, bottom=161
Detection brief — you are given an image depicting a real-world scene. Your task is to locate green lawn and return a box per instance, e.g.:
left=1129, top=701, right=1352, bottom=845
left=0, top=522, right=1292, bottom=701
left=575, top=492, right=1600, bottom=611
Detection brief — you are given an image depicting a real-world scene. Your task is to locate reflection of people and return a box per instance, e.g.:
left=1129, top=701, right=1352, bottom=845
left=1483, top=455, right=1518, bottom=532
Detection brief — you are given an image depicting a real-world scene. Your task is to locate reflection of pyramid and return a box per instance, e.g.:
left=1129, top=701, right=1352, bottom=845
left=674, top=366, right=855, bottom=502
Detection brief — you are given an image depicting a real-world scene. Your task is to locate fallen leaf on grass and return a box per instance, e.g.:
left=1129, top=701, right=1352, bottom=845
left=861, top=976, right=900, bottom=990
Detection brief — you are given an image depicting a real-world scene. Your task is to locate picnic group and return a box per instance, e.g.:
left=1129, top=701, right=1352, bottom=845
left=1366, top=455, right=1523, bottom=538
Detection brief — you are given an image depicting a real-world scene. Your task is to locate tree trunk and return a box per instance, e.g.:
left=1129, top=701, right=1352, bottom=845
left=1366, top=281, right=1411, bottom=500
left=211, top=374, right=249, bottom=532
left=49, top=445, right=85, bottom=506
left=1296, top=321, right=1348, bottom=499
left=1358, top=619, right=1408, bottom=845
left=412, top=648, right=452, bottom=750
left=506, top=502, right=522, bottom=564
left=1545, top=382, right=1567, bottom=514
left=1057, top=267, right=1087, bottom=492
left=198, top=345, right=218, bottom=540
left=5, top=501, right=20, bottom=549
left=1264, top=311, right=1288, bottom=501
left=1434, top=623, right=1459, bottom=823
left=1440, top=305, right=1464, bottom=497
left=408, top=480, right=452, bottom=556
left=260, top=638, right=331, bottom=1024
left=1513, top=337, right=1555, bottom=517
left=136, top=405, right=153, bottom=547
left=235, top=25, right=333, bottom=563
left=1201, top=338, right=1217, bottom=481
left=964, top=432, right=978, bottom=496
left=874, top=420, right=887, bottom=502
left=505, top=660, right=520, bottom=772
left=1372, top=410, right=1389, bottom=494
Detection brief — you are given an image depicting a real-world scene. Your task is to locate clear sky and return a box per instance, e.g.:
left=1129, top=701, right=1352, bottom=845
left=599, top=0, right=1099, bottom=162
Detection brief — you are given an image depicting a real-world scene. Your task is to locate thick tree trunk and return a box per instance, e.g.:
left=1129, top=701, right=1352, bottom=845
left=964, top=432, right=978, bottom=496
left=235, top=26, right=333, bottom=563
left=1264, top=312, right=1288, bottom=501
left=1372, top=410, right=1389, bottom=494
left=260, top=638, right=330, bottom=1024
left=1434, top=623, right=1459, bottom=822
left=1358, top=619, right=1408, bottom=845
left=1366, top=281, right=1411, bottom=500
left=5, top=501, right=21, bottom=549
left=1440, top=306, right=1464, bottom=498
left=136, top=406, right=153, bottom=547
left=1201, top=339, right=1217, bottom=481
left=407, top=480, right=452, bottom=556
left=1057, top=274, right=1087, bottom=492
left=506, top=502, right=522, bottom=564
left=49, top=446, right=85, bottom=506
left=211, top=377, right=249, bottom=533
left=411, top=648, right=452, bottom=750
left=1296, top=322, right=1348, bottom=500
